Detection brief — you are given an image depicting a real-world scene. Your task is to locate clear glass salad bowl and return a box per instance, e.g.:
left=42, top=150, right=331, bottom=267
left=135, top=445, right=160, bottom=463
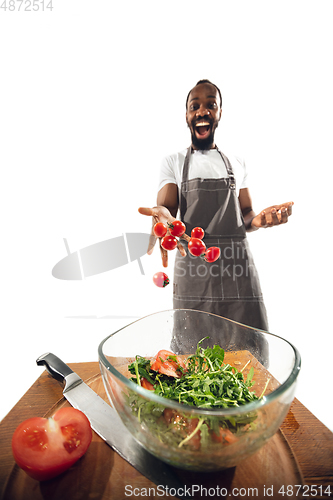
left=98, top=309, right=301, bottom=472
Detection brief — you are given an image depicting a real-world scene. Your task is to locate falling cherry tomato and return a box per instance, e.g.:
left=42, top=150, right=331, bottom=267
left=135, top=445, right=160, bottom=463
left=204, top=247, right=221, bottom=263
left=168, top=220, right=186, bottom=237
left=153, top=272, right=170, bottom=288
left=161, top=235, right=178, bottom=251
left=188, top=237, right=206, bottom=257
left=191, top=227, right=205, bottom=240
left=153, top=222, right=168, bottom=238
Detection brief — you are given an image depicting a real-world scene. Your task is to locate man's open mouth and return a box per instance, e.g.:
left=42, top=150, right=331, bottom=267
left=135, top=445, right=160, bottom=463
left=195, top=120, right=211, bottom=138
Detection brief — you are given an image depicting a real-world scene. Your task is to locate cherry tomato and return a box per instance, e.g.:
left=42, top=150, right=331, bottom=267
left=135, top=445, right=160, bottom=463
left=168, top=220, right=186, bottom=237
left=161, top=234, right=177, bottom=251
left=153, top=222, right=167, bottom=238
left=151, top=350, right=186, bottom=378
left=204, top=247, right=221, bottom=263
left=191, top=227, right=205, bottom=239
left=11, top=407, right=92, bottom=481
left=188, top=237, right=206, bottom=257
left=153, top=272, right=170, bottom=288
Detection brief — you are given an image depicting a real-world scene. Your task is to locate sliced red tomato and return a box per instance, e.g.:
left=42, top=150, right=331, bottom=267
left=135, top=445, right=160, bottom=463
left=151, top=349, right=186, bottom=378
left=141, top=378, right=155, bottom=391
left=211, top=427, right=238, bottom=444
left=186, top=418, right=201, bottom=450
left=163, top=410, right=200, bottom=450
left=150, top=358, right=162, bottom=372
left=163, top=408, right=178, bottom=425
left=12, top=407, right=92, bottom=481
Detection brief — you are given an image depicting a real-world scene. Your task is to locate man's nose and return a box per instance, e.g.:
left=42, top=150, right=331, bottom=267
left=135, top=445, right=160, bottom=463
left=196, top=105, right=210, bottom=117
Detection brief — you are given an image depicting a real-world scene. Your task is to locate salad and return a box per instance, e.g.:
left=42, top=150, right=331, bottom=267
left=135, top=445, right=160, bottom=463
left=127, top=338, right=266, bottom=451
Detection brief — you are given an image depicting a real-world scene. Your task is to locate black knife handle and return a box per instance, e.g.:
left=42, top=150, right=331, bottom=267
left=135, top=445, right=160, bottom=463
left=36, top=352, right=74, bottom=383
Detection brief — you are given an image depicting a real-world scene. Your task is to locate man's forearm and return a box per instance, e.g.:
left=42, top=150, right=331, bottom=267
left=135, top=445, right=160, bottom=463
left=243, top=209, right=259, bottom=232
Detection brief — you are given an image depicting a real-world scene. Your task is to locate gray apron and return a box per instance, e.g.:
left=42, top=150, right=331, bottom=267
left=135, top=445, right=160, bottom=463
left=173, top=146, right=269, bottom=332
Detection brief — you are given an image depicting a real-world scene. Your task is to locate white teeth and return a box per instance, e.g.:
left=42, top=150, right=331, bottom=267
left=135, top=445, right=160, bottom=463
left=195, top=121, right=210, bottom=127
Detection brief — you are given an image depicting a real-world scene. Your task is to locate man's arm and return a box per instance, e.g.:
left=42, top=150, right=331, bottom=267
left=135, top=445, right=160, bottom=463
left=138, top=183, right=182, bottom=267
left=238, top=188, right=294, bottom=230
left=156, top=183, right=179, bottom=217
left=238, top=188, right=258, bottom=232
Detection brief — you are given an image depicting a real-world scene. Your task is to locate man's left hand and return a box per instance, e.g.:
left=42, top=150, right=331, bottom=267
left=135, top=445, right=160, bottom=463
left=251, top=202, right=294, bottom=229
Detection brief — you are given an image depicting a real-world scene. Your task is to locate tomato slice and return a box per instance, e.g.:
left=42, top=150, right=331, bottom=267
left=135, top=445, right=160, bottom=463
left=12, top=407, right=92, bottom=481
left=141, top=378, right=155, bottom=391
left=163, top=410, right=201, bottom=450
left=151, top=350, right=186, bottom=378
left=186, top=418, right=201, bottom=450
left=211, top=427, right=238, bottom=444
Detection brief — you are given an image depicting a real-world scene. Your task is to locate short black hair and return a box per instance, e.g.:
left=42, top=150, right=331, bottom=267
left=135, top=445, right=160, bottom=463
left=186, top=79, right=222, bottom=109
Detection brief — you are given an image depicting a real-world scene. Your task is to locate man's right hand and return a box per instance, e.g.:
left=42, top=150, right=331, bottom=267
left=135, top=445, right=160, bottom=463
left=138, top=206, right=187, bottom=267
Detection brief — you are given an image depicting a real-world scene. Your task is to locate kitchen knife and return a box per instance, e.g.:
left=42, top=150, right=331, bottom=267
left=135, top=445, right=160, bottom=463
left=36, top=353, right=192, bottom=499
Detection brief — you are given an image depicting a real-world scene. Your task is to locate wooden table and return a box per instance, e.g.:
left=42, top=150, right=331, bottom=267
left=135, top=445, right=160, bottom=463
left=1, top=362, right=332, bottom=500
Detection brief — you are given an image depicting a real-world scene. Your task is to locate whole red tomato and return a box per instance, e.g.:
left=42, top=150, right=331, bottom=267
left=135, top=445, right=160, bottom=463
left=191, top=227, right=205, bottom=240
left=161, top=234, right=177, bottom=251
left=168, top=220, right=186, bottom=237
left=153, top=222, right=167, bottom=238
left=204, top=247, right=221, bottom=263
left=153, top=272, right=170, bottom=288
left=12, top=407, right=92, bottom=481
left=188, top=237, right=206, bottom=257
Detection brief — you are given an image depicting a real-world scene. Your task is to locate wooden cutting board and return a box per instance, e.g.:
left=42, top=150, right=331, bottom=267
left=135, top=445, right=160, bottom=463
left=0, top=365, right=304, bottom=500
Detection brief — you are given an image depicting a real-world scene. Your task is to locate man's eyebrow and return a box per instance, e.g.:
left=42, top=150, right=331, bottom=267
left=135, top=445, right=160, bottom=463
left=189, top=95, right=217, bottom=103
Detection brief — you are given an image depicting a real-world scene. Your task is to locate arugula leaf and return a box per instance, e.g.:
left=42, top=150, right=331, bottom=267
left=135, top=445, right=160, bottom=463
left=126, top=339, right=260, bottom=452
left=129, top=339, right=258, bottom=409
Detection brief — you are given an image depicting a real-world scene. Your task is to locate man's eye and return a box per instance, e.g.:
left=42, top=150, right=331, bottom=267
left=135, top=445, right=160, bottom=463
left=209, top=103, right=217, bottom=108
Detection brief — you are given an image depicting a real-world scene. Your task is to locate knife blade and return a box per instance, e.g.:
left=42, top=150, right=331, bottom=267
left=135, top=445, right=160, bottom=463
left=36, top=353, right=192, bottom=499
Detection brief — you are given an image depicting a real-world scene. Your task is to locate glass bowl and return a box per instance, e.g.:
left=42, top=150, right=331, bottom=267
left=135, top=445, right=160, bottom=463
left=98, top=309, right=301, bottom=472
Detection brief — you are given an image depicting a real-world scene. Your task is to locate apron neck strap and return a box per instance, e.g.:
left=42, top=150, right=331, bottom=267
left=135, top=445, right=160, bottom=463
left=183, top=146, right=236, bottom=191
left=182, top=146, right=192, bottom=184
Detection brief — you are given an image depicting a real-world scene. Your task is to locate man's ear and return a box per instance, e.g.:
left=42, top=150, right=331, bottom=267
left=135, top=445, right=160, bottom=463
left=185, top=111, right=189, bottom=126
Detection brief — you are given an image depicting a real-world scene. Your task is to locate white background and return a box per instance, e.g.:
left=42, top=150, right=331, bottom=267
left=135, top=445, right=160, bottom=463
left=1, top=1, right=332, bottom=433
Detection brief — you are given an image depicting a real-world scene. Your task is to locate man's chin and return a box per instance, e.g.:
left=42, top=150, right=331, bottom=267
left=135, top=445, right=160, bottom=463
left=191, top=133, right=215, bottom=150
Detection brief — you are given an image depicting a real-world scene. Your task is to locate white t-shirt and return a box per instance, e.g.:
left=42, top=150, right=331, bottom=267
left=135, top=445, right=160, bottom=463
left=158, top=148, right=249, bottom=197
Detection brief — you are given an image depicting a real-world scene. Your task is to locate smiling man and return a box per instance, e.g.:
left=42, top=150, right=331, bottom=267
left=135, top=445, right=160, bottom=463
left=139, top=79, right=293, bottom=331
left=186, top=81, right=222, bottom=150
